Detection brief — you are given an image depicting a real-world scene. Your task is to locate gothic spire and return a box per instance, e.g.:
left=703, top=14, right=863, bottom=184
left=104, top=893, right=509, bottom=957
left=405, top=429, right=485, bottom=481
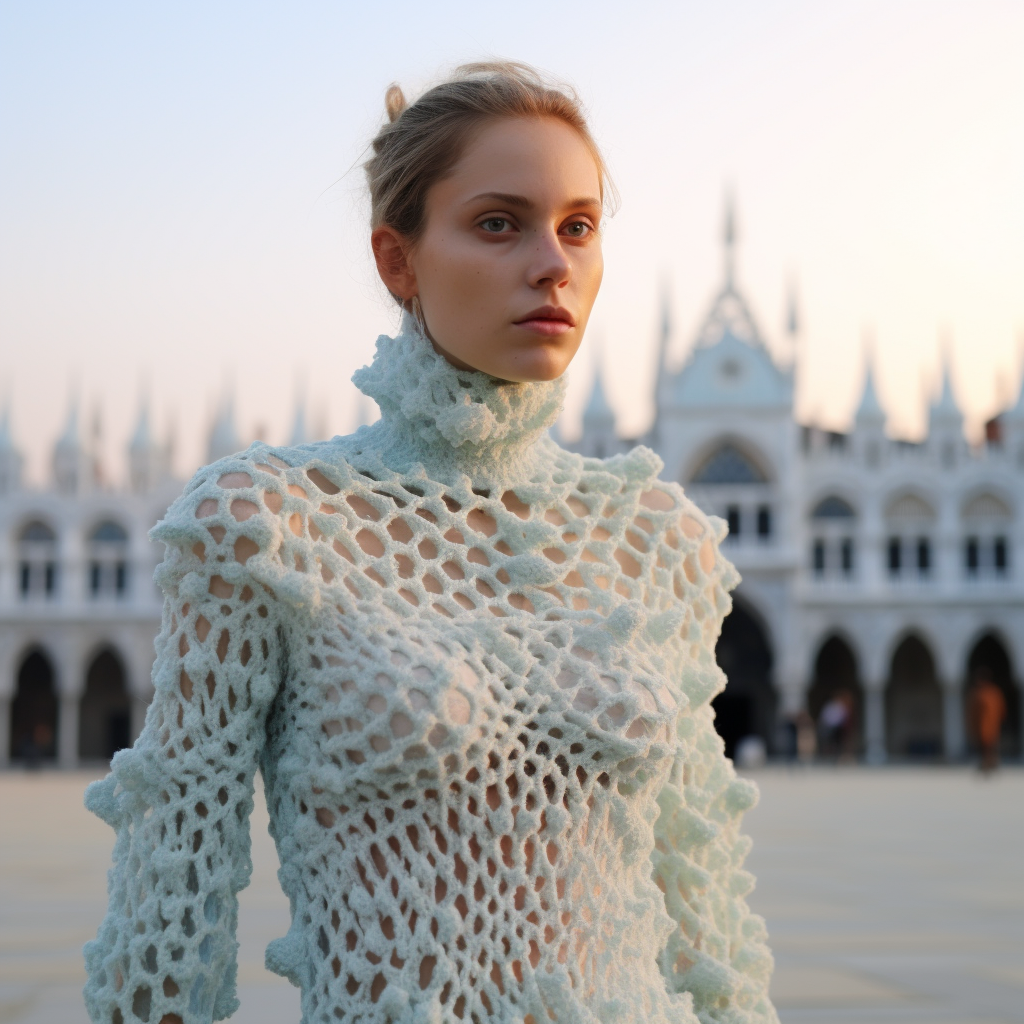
left=53, top=393, right=96, bottom=493
left=723, top=188, right=737, bottom=290
left=290, top=403, right=308, bottom=447
left=930, top=345, right=961, bottom=420
left=786, top=279, right=799, bottom=339
left=656, top=278, right=673, bottom=379
left=856, top=345, right=884, bottom=422
left=207, top=391, right=242, bottom=464
left=583, top=357, right=614, bottom=427
left=128, top=394, right=169, bottom=492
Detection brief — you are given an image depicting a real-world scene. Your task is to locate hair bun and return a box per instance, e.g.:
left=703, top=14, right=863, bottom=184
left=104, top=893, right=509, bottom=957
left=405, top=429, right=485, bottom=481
left=384, top=84, right=407, bottom=124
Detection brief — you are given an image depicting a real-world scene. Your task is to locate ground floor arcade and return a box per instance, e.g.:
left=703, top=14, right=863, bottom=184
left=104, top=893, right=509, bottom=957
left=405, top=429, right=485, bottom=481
left=713, top=595, right=1023, bottom=763
left=0, top=622, right=155, bottom=769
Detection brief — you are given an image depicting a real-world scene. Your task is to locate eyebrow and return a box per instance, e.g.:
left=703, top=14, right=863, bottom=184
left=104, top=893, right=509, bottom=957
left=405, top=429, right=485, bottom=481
left=465, top=191, right=602, bottom=210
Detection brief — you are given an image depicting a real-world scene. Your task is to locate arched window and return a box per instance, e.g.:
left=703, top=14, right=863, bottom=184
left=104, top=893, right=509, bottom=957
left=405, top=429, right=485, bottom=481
left=21, top=520, right=56, bottom=542
left=962, top=493, right=1011, bottom=519
left=87, top=519, right=130, bottom=598
left=90, top=520, right=128, bottom=543
left=809, top=497, right=856, bottom=581
left=691, top=443, right=767, bottom=485
left=886, top=493, right=935, bottom=521
left=885, top=494, right=936, bottom=583
left=962, top=492, right=1012, bottom=579
left=811, top=496, right=855, bottom=519
left=17, top=519, right=58, bottom=599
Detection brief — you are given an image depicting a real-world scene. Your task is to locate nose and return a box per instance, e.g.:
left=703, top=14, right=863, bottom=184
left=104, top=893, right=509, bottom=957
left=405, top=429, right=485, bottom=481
left=527, top=229, right=571, bottom=290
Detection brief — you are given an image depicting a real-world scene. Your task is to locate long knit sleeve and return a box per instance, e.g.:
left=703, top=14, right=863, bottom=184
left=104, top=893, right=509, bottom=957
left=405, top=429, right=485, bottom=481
left=84, top=461, right=285, bottom=1024
left=643, top=494, right=778, bottom=1023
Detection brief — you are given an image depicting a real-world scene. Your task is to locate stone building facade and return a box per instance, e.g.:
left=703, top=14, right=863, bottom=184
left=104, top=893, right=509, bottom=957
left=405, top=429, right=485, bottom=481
left=570, top=214, right=1023, bottom=762
left=0, top=401, right=182, bottom=767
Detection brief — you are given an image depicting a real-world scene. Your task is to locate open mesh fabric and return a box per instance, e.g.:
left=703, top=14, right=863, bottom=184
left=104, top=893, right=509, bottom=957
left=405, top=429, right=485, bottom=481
left=84, top=315, right=777, bottom=1024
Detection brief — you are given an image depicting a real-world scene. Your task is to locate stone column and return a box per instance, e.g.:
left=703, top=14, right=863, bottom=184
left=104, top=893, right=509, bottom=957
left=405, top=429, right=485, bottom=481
left=58, top=692, right=80, bottom=769
left=864, top=684, right=887, bottom=764
left=942, top=683, right=965, bottom=761
left=0, top=696, right=10, bottom=768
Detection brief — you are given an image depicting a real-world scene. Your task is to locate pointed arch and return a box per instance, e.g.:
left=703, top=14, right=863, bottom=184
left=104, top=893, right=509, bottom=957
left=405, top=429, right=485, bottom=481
left=886, top=633, right=943, bottom=759
left=963, top=632, right=1020, bottom=758
left=687, top=437, right=772, bottom=485
left=810, top=495, right=857, bottom=519
left=10, top=647, right=58, bottom=762
left=712, top=596, right=776, bottom=759
left=884, top=491, right=937, bottom=522
left=807, top=634, right=863, bottom=757
left=79, top=646, right=132, bottom=762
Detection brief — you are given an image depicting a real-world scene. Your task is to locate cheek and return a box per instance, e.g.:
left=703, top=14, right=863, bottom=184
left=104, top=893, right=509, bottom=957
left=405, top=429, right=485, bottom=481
left=576, top=248, right=604, bottom=305
left=420, top=235, right=502, bottom=305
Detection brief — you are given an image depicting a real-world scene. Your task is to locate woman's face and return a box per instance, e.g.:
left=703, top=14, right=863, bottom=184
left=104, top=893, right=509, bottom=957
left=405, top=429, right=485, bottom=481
left=372, top=116, right=604, bottom=382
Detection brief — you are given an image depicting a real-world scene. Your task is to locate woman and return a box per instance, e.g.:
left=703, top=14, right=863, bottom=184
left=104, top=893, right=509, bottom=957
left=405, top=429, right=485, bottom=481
left=84, top=62, right=777, bottom=1024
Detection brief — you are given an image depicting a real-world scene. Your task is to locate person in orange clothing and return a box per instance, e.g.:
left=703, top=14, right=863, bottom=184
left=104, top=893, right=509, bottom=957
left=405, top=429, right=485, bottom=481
left=968, top=670, right=1007, bottom=774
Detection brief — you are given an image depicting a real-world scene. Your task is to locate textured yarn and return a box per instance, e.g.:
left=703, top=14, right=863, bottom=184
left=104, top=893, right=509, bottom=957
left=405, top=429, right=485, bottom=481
left=84, top=314, right=777, bottom=1024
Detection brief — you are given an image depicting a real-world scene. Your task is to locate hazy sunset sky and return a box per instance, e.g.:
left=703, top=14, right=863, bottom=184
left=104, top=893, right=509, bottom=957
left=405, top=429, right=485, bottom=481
left=1, top=1, right=1022, bottom=484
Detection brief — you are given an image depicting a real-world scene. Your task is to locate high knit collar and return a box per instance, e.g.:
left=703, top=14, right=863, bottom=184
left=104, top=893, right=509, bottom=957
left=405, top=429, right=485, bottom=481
left=352, top=312, right=566, bottom=482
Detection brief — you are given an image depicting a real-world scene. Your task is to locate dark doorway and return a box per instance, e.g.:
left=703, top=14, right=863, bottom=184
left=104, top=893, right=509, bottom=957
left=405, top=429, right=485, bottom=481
left=807, top=636, right=863, bottom=758
left=10, top=650, right=58, bottom=763
left=79, top=649, right=132, bottom=762
left=886, top=635, right=943, bottom=758
left=713, top=599, right=776, bottom=759
left=965, top=634, right=1020, bottom=758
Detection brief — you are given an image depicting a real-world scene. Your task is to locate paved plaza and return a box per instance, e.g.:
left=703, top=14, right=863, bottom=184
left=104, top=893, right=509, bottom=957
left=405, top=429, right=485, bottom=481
left=1, top=766, right=1021, bottom=1024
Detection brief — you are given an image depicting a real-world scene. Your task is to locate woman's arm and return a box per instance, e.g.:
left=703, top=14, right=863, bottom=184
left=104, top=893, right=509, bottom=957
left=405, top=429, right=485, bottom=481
left=650, top=707, right=777, bottom=1022
left=637, top=485, right=778, bottom=1022
left=83, top=464, right=284, bottom=1024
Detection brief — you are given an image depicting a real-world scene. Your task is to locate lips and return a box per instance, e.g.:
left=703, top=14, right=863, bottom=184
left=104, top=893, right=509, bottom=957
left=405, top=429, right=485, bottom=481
left=514, top=305, right=576, bottom=328
left=513, top=306, right=577, bottom=338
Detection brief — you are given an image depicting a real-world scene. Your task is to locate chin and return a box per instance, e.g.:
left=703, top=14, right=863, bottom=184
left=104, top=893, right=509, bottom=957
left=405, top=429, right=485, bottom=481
left=497, top=341, right=575, bottom=384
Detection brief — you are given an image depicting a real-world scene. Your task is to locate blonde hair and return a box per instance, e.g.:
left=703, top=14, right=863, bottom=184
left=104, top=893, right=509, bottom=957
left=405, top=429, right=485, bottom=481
left=365, top=61, right=614, bottom=247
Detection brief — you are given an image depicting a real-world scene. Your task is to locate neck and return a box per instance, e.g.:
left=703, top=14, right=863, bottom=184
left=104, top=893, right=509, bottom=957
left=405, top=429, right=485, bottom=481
left=352, top=313, right=567, bottom=485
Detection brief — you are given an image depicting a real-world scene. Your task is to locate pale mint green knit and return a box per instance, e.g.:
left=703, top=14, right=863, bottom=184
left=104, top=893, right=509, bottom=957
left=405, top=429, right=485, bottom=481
left=84, top=314, right=777, bottom=1024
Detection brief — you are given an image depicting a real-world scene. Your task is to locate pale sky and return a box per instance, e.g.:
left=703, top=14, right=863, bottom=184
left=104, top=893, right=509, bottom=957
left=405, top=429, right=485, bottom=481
left=1, top=1, right=1022, bottom=485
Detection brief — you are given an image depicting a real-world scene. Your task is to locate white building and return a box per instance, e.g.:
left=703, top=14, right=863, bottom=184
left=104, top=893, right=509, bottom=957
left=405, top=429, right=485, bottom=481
left=571, top=208, right=1023, bottom=763
left=0, top=389, right=329, bottom=768
left=2, top=211, right=1021, bottom=767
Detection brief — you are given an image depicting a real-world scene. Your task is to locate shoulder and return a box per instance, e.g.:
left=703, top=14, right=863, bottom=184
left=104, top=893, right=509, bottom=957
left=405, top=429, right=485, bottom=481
left=150, top=442, right=356, bottom=592
left=572, top=444, right=738, bottom=595
left=152, top=439, right=436, bottom=609
left=571, top=444, right=719, bottom=538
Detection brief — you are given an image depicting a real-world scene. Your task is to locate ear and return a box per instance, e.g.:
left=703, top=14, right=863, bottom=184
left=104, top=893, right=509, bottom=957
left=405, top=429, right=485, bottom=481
left=371, top=226, right=418, bottom=301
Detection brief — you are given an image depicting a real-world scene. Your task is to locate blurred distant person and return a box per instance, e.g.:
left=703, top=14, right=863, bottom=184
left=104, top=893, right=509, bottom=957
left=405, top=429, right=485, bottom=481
left=818, top=690, right=854, bottom=759
left=968, top=670, right=1006, bottom=774
left=20, top=720, right=54, bottom=769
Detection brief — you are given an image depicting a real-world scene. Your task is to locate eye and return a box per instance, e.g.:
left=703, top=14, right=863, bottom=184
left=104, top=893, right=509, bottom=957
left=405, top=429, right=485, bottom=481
left=562, top=220, right=593, bottom=238
left=479, top=217, right=514, bottom=233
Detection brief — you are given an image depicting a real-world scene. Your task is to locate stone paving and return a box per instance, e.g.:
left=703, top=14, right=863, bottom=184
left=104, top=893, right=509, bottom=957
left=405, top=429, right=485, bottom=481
left=1, top=766, right=1021, bottom=1024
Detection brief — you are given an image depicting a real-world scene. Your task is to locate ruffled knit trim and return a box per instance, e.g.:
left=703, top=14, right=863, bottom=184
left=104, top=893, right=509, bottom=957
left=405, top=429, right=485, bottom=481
left=352, top=312, right=567, bottom=454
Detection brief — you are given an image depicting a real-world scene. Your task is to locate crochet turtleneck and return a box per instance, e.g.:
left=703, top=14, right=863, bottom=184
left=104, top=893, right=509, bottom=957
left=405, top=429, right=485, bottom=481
left=84, top=316, right=777, bottom=1024
left=352, top=313, right=567, bottom=483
